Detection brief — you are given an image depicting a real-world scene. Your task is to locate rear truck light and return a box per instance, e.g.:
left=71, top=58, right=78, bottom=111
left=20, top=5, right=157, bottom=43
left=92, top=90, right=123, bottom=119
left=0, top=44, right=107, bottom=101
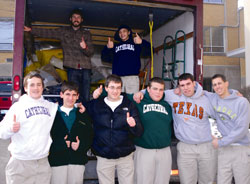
left=171, top=170, right=179, bottom=176
left=13, top=75, right=20, bottom=91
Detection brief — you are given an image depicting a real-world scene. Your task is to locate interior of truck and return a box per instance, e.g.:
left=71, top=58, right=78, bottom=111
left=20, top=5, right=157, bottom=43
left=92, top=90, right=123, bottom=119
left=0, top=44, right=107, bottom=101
left=22, top=0, right=197, bottom=182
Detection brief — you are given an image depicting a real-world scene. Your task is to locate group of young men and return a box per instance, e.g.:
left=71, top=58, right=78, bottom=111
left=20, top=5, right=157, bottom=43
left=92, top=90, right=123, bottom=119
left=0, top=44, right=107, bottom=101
left=0, top=73, right=92, bottom=184
left=1, top=71, right=249, bottom=184
left=1, top=7, right=249, bottom=184
left=133, top=73, right=250, bottom=184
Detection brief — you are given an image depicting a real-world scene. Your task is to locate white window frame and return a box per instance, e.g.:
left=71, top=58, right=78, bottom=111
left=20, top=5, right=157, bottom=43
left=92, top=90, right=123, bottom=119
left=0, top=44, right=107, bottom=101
left=203, top=0, right=224, bottom=4
left=203, top=26, right=225, bottom=54
left=0, top=19, right=14, bottom=51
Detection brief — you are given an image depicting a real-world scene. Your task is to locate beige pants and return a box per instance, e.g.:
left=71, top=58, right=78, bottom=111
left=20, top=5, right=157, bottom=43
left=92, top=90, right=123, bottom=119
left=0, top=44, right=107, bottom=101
left=217, top=145, right=250, bottom=184
left=51, top=164, right=85, bottom=184
left=134, top=146, right=172, bottom=184
left=177, top=141, right=217, bottom=184
left=121, top=76, right=139, bottom=94
left=5, top=157, right=51, bottom=184
left=96, top=153, right=134, bottom=184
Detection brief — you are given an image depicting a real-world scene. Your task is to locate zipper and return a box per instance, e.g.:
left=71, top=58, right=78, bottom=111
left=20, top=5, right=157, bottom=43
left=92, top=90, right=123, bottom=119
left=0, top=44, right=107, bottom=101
left=110, top=119, right=113, bottom=145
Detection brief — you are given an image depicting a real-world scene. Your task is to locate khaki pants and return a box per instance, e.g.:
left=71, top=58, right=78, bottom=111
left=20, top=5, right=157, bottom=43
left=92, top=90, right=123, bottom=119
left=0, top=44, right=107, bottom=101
left=96, top=153, right=134, bottom=184
left=177, top=141, right=217, bottom=184
left=51, top=164, right=85, bottom=184
left=134, top=146, right=172, bottom=184
left=217, top=145, right=250, bottom=184
left=121, top=76, right=139, bottom=94
left=5, top=157, right=51, bottom=184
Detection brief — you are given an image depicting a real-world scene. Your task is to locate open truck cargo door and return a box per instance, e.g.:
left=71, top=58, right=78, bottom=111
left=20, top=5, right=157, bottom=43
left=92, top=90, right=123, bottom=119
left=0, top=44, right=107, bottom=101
left=12, top=0, right=203, bottom=103
left=12, top=0, right=203, bottom=182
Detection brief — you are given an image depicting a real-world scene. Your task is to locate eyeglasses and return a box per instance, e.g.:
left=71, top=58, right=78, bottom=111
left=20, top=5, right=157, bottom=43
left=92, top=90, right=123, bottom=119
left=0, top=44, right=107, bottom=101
left=108, top=86, right=122, bottom=90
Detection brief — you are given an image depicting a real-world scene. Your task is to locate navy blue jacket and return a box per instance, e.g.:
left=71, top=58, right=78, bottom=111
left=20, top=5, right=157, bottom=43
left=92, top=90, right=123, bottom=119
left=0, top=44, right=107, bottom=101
left=85, top=94, right=143, bottom=159
left=101, top=39, right=151, bottom=76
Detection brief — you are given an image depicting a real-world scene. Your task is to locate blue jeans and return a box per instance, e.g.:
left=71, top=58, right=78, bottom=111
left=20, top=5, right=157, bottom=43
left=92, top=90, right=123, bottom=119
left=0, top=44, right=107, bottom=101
left=67, top=68, right=91, bottom=103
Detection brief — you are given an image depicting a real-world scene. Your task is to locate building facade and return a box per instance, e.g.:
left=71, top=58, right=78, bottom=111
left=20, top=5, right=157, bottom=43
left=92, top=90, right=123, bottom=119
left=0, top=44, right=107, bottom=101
left=0, top=0, right=15, bottom=79
left=203, top=0, right=245, bottom=90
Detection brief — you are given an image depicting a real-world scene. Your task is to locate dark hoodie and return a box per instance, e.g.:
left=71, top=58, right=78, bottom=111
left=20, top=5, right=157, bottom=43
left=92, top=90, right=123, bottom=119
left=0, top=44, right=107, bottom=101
left=101, top=25, right=151, bottom=76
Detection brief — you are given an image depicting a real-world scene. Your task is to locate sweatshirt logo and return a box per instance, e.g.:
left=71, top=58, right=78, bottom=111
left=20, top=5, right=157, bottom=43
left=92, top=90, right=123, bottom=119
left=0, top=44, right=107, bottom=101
left=143, top=104, right=169, bottom=115
left=173, top=102, right=204, bottom=120
left=115, top=44, right=135, bottom=53
left=213, top=106, right=237, bottom=120
left=123, top=107, right=129, bottom=111
left=25, top=106, right=51, bottom=118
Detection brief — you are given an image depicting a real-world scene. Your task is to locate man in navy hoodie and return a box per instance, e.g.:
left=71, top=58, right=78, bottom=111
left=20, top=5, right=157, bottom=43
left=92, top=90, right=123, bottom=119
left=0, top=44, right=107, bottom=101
left=101, top=25, right=151, bottom=94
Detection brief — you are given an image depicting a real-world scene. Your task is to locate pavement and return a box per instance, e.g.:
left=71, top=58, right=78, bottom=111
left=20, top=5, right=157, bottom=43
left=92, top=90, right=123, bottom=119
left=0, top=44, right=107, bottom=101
left=0, top=139, right=181, bottom=184
left=0, top=139, right=10, bottom=184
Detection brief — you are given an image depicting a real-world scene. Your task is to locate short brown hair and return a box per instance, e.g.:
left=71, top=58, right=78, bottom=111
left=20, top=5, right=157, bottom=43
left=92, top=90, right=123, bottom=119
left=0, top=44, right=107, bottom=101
left=61, top=81, right=79, bottom=94
left=70, top=9, right=83, bottom=19
left=23, top=73, right=44, bottom=88
left=212, top=74, right=227, bottom=82
left=178, top=73, right=194, bottom=85
left=105, top=74, right=122, bottom=87
left=148, top=77, right=165, bottom=88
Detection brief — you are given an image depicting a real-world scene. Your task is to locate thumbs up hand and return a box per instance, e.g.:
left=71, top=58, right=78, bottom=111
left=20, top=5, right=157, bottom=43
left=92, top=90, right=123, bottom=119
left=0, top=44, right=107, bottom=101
left=133, top=33, right=142, bottom=44
left=24, top=26, right=32, bottom=32
left=107, top=37, right=114, bottom=48
left=93, top=85, right=103, bottom=99
left=12, top=114, right=20, bottom=133
left=80, top=36, right=87, bottom=49
left=71, top=136, right=80, bottom=151
left=126, top=112, right=136, bottom=127
left=64, top=135, right=71, bottom=148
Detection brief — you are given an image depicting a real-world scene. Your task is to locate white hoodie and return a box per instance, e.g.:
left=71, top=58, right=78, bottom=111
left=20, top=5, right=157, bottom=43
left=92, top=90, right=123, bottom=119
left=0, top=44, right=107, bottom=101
left=0, top=94, right=58, bottom=160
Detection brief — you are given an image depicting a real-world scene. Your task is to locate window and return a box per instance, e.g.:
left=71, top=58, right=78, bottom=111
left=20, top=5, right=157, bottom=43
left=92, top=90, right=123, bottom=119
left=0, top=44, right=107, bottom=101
left=0, top=43, right=13, bottom=51
left=203, top=27, right=224, bottom=54
left=203, top=78, right=212, bottom=92
left=0, top=20, right=14, bottom=51
left=0, top=82, right=12, bottom=93
left=203, top=0, right=223, bottom=4
left=6, top=58, right=13, bottom=62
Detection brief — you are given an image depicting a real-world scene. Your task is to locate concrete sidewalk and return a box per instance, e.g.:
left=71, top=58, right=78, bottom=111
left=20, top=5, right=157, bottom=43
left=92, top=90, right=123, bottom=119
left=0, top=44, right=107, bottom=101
left=0, top=139, right=10, bottom=184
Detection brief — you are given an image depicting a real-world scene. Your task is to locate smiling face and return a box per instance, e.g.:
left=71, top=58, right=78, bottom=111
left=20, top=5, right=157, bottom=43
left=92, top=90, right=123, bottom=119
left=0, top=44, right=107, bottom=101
left=70, top=13, right=83, bottom=28
left=60, top=90, right=79, bottom=108
left=147, top=82, right=164, bottom=102
left=105, top=81, right=122, bottom=102
left=24, top=77, right=44, bottom=99
left=119, top=28, right=130, bottom=41
left=179, top=79, right=196, bottom=97
left=212, top=77, right=229, bottom=98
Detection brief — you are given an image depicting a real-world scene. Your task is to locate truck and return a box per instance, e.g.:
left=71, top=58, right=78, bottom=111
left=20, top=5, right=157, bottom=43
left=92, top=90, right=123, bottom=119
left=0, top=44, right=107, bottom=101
left=0, top=81, right=12, bottom=120
left=12, top=0, right=203, bottom=182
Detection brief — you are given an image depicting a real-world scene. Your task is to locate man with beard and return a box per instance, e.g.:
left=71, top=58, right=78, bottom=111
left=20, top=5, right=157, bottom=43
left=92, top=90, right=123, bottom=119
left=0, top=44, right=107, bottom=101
left=24, top=9, right=94, bottom=103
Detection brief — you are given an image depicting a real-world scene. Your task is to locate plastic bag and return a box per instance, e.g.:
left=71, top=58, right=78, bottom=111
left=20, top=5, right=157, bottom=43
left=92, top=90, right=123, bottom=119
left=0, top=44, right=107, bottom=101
left=50, top=56, right=64, bottom=69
